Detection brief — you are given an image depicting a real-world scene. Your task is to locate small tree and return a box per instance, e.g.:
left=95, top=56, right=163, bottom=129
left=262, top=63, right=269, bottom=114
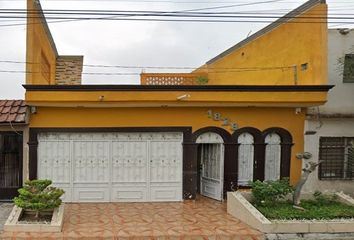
left=14, top=179, right=65, bottom=219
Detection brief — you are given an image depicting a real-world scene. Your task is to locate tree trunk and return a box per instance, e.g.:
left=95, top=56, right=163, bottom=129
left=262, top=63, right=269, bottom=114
left=293, top=170, right=311, bottom=206
left=293, top=161, right=322, bottom=207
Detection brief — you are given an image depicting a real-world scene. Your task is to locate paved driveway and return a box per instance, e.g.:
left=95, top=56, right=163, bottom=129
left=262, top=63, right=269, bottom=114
left=1, top=196, right=264, bottom=239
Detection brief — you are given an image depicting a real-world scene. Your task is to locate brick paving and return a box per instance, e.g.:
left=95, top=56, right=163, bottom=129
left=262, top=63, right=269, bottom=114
left=1, top=196, right=264, bottom=239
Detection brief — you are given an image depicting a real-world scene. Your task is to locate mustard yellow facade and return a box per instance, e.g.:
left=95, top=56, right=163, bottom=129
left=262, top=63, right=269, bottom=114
left=193, top=2, right=327, bottom=86
left=28, top=106, right=306, bottom=185
left=23, top=0, right=332, bottom=201
left=26, top=0, right=57, bottom=85
left=25, top=89, right=328, bottom=107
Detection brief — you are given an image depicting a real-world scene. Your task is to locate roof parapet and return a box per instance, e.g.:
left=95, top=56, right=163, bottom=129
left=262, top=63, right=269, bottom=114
left=206, top=0, right=327, bottom=65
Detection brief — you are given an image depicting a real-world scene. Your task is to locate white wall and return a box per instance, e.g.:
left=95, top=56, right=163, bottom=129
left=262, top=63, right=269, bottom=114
left=304, top=29, right=354, bottom=193
left=304, top=119, right=354, bottom=193
left=318, top=29, right=354, bottom=114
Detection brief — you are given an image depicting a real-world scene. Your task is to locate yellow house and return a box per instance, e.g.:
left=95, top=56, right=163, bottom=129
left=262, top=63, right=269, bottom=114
left=24, top=0, right=332, bottom=202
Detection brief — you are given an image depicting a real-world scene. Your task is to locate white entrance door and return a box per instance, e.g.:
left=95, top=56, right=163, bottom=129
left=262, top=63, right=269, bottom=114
left=197, top=132, right=224, bottom=201
left=38, top=132, right=183, bottom=202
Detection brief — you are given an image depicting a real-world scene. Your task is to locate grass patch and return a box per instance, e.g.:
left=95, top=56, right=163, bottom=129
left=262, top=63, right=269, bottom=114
left=254, top=200, right=354, bottom=220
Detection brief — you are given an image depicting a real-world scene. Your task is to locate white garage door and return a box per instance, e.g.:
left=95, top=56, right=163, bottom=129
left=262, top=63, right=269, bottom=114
left=38, top=132, right=183, bottom=202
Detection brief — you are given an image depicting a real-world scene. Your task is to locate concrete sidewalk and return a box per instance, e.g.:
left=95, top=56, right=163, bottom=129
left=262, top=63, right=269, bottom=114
left=0, top=203, right=13, bottom=232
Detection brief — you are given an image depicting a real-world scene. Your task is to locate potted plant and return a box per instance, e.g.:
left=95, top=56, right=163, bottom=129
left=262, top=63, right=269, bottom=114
left=14, top=179, right=64, bottom=221
left=4, top=179, right=65, bottom=232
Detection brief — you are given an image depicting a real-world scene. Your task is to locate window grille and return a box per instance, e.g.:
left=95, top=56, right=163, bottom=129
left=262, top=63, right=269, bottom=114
left=319, top=137, right=354, bottom=180
left=343, top=54, right=354, bottom=83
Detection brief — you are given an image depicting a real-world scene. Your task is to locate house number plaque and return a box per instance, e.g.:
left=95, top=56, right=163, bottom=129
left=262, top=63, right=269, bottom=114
left=207, top=110, right=239, bottom=131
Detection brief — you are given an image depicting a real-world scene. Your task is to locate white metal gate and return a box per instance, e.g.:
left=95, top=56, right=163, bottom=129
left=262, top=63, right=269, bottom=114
left=197, top=132, right=224, bottom=201
left=38, top=132, right=183, bottom=202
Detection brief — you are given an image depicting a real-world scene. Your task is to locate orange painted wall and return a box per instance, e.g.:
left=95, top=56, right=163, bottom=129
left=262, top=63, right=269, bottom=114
left=194, top=3, right=328, bottom=86
left=29, top=106, right=305, bottom=185
left=26, top=0, right=57, bottom=85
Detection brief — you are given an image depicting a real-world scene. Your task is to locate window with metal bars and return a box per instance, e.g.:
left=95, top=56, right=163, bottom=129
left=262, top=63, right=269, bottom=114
left=319, top=137, right=354, bottom=180
left=343, top=54, right=354, bottom=83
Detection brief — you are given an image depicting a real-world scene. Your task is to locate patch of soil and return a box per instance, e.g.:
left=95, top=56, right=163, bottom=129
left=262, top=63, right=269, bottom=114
left=18, top=210, right=53, bottom=224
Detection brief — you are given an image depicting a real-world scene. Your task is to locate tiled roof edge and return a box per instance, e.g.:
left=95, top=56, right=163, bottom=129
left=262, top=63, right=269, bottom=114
left=206, top=0, right=326, bottom=65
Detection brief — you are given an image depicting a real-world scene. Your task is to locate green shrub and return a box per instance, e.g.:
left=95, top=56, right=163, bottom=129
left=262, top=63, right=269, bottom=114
left=251, top=179, right=294, bottom=206
left=14, top=179, right=65, bottom=219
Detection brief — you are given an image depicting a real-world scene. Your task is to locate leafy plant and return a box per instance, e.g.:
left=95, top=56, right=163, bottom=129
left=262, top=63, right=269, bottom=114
left=195, top=76, right=209, bottom=85
left=251, top=179, right=294, bottom=206
left=14, top=179, right=65, bottom=219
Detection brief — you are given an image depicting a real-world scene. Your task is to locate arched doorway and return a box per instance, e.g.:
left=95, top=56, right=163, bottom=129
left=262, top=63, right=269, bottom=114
left=196, top=132, right=224, bottom=201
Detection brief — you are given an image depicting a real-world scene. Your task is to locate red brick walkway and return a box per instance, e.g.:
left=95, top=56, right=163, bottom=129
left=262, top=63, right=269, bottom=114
left=1, top=196, right=264, bottom=239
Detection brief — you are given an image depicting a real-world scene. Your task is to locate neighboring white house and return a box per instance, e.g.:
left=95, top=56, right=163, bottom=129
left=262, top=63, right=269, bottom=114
left=304, top=28, right=354, bottom=193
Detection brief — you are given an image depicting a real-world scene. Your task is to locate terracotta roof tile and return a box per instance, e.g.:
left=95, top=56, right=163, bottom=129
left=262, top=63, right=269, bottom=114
left=10, top=106, right=20, bottom=114
left=7, top=114, right=16, bottom=122
left=0, top=100, right=27, bottom=124
left=0, top=114, right=8, bottom=122
left=4, top=100, right=14, bottom=107
left=15, top=114, right=26, bottom=123
left=2, top=106, right=11, bottom=114
left=18, top=107, right=27, bottom=114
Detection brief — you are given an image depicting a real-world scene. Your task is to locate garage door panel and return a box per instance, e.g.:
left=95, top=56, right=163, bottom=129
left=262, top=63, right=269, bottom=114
left=73, top=141, right=110, bottom=183
left=150, top=185, right=182, bottom=202
left=73, top=187, right=110, bottom=202
left=111, top=186, right=147, bottom=202
left=150, top=141, right=182, bottom=183
left=112, top=141, right=147, bottom=183
left=38, top=141, right=71, bottom=184
left=38, top=132, right=183, bottom=202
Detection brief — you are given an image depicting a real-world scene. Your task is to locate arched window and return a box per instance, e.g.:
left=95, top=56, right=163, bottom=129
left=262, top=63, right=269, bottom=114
left=264, top=133, right=281, bottom=181
left=237, top=133, right=254, bottom=186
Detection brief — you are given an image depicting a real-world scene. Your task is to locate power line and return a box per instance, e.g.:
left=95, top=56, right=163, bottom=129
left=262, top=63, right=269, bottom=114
left=0, top=17, right=345, bottom=27
left=0, top=9, right=346, bottom=21
left=0, top=11, right=346, bottom=27
left=0, top=67, right=292, bottom=75
left=0, top=4, right=353, bottom=28
left=0, top=60, right=294, bottom=71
